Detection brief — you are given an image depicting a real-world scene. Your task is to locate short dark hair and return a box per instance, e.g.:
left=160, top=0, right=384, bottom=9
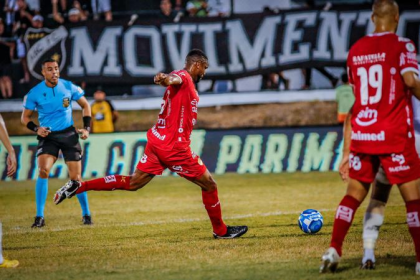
left=186, top=49, right=208, bottom=64
left=341, top=72, right=348, bottom=83
left=42, top=58, right=58, bottom=68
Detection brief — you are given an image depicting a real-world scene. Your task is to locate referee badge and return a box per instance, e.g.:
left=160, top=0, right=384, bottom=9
left=63, top=97, right=70, bottom=108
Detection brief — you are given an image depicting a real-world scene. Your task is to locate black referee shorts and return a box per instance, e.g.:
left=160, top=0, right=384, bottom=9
left=36, top=126, right=82, bottom=161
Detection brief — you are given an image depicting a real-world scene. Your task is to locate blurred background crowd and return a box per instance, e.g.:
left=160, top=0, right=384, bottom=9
left=0, top=0, right=418, bottom=101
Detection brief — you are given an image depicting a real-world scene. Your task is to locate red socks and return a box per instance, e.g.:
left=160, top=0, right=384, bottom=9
left=330, top=195, right=361, bottom=256
left=202, top=189, right=227, bottom=236
left=406, top=199, right=420, bottom=262
left=76, top=175, right=131, bottom=194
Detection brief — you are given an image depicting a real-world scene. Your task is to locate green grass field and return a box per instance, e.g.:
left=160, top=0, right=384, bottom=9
left=0, top=172, right=418, bottom=280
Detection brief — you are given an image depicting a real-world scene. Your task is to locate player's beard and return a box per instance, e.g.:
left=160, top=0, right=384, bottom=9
left=195, top=75, right=204, bottom=83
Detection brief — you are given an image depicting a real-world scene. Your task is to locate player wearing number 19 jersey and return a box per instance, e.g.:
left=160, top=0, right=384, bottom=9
left=320, top=0, right=420, bottom=274
left=54, top=49, right=248, bottom=239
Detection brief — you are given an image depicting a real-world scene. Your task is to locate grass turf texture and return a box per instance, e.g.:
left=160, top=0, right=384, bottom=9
left=0, top=172, right=417, bottom=280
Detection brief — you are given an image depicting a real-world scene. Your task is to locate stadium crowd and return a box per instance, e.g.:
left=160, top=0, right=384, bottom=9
left=0, top=0, right=364, bottom=100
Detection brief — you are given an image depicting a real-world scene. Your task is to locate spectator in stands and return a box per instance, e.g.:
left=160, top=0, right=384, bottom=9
left=261, top=72, right=289, bottom=91
left=25, top=0, right=40, bottom=13
left=207, top=0, right=230, bottom=17
left=16, top=14, right=43, bottom=84
left=0, top=18, right=14, bottom=99
left=335, top=73, right=354, bottom=124
left=31, top=14, right=43, bottom=28
left=91, top=88, right=118, bottom=133
left=52, top=0, right=87, bottom=24
left=14, top=0, right=33, bottom=33
left=186, top=0, right=208, bottom=17
left=158, top=0, right=178, bottom=20
left=68, top=7, right=82, bottom=22
left=173, top=0, right=187, bottom=11
left=3, top=0, right=18, bottom=37
left=91, top=0, right=112, bottom=21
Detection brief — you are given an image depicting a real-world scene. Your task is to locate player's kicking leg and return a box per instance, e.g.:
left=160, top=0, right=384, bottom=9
left=54, top=169, right=154, bottom=204
left=361, top=169, right=392, bottom=270
left=190, top=169, right=248, bottom=239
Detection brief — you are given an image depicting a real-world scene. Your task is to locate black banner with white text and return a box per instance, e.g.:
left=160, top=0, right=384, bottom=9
left=24, top=5, right=420, bottom=84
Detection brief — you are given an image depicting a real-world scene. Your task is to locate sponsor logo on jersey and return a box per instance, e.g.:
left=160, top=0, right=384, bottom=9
left=390, top=67, right=396, bottom=75
left=140, top=154, right=148, bottom=163
left=389, top=165, right=410, bottom=172
left=211, top=201, right=220, bottom=208
left=351, top=131, right=385, bottom=141
left=336, top=206, right=353, bottom=223
left=407, top=212, right=420, bottom=227
left=355, top=107, right=378, bottom=126
left=353, top=52, right=385, bottom=65
left=151, top=125, right=166, bottom=141
left=389, top=153, right=410, bottom=173
left=406, top=42, right=415, bottom=52
left=172, top=165, right=183, bottom=171
left=398, top=37, right=411, bottom=42
left=391, top=153, right=405, bottom=165
left=191, top=99, right=198, bottom=113
left=104, top=175, right=116, bottom=183
left=349, top=154, right=361, bottom=171
left=157, top=118, right=166, bottom=128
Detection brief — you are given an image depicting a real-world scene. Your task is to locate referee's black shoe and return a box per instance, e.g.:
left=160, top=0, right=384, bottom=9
left=82, top=215, right=93, bottom=225
left=31, top=216, right=45, bottom=228
left=213, top=225, right=248, bottom=239
left=54, top=180, right=81, bottom=205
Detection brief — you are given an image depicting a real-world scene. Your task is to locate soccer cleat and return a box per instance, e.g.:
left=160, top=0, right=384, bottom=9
left=54, top=180, right=81, bottom=205
left=213, top=226, right=248, bottom=239
left=31, top=216, right=45, bottom=228
left=0, top=259, right=19, bottom=268
left=82, top=215, right=93, bottom=225
left=360, top=259, right=375, bottom=270
left=416, top=262, right=420, bottom=275
left=320, top=247, right=340, bottom=273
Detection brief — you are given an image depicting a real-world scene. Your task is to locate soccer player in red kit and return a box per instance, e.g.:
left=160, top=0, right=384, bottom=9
left=54, top=49, right=248, bottom=239
left=320, top=0, right=420, bottom=274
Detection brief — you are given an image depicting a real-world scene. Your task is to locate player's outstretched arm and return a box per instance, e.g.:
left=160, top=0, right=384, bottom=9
left=154, top=73, right=182, bottom=87
left=338, top=106, right=352, bottom=182
left=403, top=71, right=420, bottom=100
left=76, top=96, right=91, bottom=140
left=0, top=114, right=16, bottom=177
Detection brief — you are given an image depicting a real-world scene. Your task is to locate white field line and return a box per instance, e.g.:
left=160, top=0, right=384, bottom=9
left=5, top=208, right=335, bottom=235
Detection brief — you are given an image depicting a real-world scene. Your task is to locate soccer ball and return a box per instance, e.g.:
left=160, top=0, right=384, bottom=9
left=298, top=209, right=323, bottom=234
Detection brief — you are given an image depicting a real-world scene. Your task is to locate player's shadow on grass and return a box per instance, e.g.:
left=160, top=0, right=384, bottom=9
left=335, top=256, right=415, bottom=273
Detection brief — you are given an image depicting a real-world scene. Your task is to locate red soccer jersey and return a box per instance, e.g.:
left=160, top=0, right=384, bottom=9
left=147, top=69, right=199, bottom=151
left=347, top=32, right=419, bottom=154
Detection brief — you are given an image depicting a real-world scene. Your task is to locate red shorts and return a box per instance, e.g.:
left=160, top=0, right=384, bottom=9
left=136, top=142, right=207, bottom=180
left=349, top=141, right=420, bottom=185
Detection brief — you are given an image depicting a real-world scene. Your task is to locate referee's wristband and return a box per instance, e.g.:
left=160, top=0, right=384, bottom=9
left=83, top=116, right=91, bottom=132
left=26, top=121, right=38, bottom=132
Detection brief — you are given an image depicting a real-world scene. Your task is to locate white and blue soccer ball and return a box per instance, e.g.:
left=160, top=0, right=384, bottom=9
left=298, top=209, right=323, bottom=234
